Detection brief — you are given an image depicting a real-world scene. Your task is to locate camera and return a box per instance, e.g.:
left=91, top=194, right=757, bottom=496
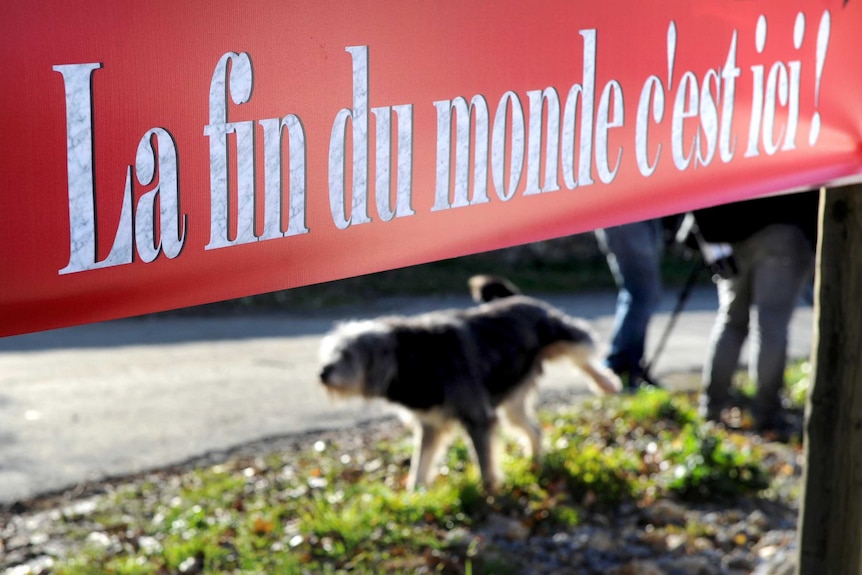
left=673, top=213, right=738, bottom=281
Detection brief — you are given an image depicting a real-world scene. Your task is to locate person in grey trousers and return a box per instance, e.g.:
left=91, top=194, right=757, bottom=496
left=693, top=190, right=818, bottom=435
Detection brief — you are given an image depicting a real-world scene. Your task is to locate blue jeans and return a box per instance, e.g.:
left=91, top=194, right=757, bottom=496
left=701, top=224, right=815, bottom=425
left=595, top=220, right=664, bottom=380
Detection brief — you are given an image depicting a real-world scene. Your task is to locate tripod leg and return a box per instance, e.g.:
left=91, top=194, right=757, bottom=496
left=643, top=258, right=704, bottom=381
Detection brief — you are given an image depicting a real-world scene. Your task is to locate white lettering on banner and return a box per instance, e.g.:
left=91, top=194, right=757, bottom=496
left=635, top=12, right=820, bottom=177
left=434, top=29, right=605, bottom=210
left=429, top=12, right=831, bottom=211
left=205, top=52, right=308, bottom=250
left=524, top=88, right=562, bottom=195
left=744, top=14, right=804, bottom=157
left=54, top=63, right=133, bottom=274
left=720, top=31, right=741, bottom=162
left=635, top=23, right=738, bottom=176
left=809, top=11, right=831, bottom=146
left=491, top=91, right=525, bottom=201
left=50, top=10, right=835, bottom=283
left=134, top=129, right=186, bottom=263
left=329, top=46, right=415, bottom=229
left=54, top=63, right=185, bottom=274
left=635, top=76, right=665, bottom=177
left=595, top=79, right=624, bottom=184
left=329, top=46, right=370, bottom=228
left=561, top=29, right=597, bottom=190
left=664, top=21, right=734, bottom=171
left=432, top=95, right=491, bottom=210
left=745, top=18, right=767, bottom=158
left=373, top=104, right=416, bottom=221
left=696, top=69, right=721, bottom=167
left=672, top=71, right=699, bottom=170
left=205, top=52, right=254, bottom=248
left=259, top=116, right=310, bottom=238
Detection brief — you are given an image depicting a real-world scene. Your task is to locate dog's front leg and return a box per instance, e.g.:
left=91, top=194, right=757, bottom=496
left=406, top=420, right=451, bottom=490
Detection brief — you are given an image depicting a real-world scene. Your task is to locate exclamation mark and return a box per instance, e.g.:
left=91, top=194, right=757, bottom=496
left=667, top=21, right=677, bottom=90
left=809, top=10, right=831, bottom=146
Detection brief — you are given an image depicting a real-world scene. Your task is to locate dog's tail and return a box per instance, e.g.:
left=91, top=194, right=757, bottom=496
left=530, top=302, right=622, bottom=396
left=470, top=275, right=621, bottom=395
left=468, top=274, right=521, bottom=303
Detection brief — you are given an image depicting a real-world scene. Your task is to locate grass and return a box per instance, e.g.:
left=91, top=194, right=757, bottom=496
left=737, top=359, right=812, bottom=410
left=44, top=362, right=810, bottom=575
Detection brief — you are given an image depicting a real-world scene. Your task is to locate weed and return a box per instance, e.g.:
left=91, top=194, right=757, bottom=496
left=663, top=426, right=770, bottom=501
left=48, top=382, right=805, bottom=574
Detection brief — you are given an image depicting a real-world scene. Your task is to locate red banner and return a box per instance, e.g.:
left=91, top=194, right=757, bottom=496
left=1, top=1, right=860, bottom=336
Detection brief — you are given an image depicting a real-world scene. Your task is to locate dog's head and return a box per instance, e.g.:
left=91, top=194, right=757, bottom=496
left=318, top=320, right=397, bottom=399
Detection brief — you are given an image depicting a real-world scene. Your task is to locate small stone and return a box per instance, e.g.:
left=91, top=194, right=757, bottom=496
left=62, top=499, right=97, bottom=519
left=592, top=512, right=611, bottom=527
left=747, top=509, right=770, bottom=531
left=665, top=532, right=687, bottom=551
left=86, top=532, right=112, bottom=548
left=664, top=556, right=720, bottom=575
left=691, top=536, right=715, bottom=552
left=481, top=513, right=530, bottom=541
left=751, top=546, right=797, bottom=575
left=588, top=530, right=616, bottom=552
left=444, top=527, right=475, bottom=553
left=752, top=530, right=794, bottom=555
left=5, top=556, right=54, bottom=575
left=724, top=551, right=756, bottom=572
left=644, top=499, right=687, bottom=526
left=612, top=559, right=668, bottom=575
left=28, top=533, right=49, bottom=547
left=138, top=535, right=162, bottom=554
left=640, top=529, right=668, bottom=551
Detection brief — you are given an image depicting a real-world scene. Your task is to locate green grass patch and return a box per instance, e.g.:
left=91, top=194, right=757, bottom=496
left=784, top=360, right=812, bottom=407
left=42, top=377, right=811, bottom=575
left=735, top=359, right=811, bottom=410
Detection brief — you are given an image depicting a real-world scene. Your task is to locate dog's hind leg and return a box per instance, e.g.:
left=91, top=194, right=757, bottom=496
left=578, top=356, right=623, bottom=395
left=501, top=383, right=542, bottom=459
left=407, top=418, right=453, bottom=490
left=560, top=342, right=622, bottom=395
left=462, top=416, right=502, bottom=491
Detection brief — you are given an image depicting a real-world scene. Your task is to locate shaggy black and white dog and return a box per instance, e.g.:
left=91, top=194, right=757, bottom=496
left=318, top=277, right=620, bottom=491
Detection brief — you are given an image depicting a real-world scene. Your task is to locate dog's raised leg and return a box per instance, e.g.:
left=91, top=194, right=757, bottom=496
left=562, top=344, right=622, bottom=395
left=578, top=357, right=623, bottom=395
left=407, top=419, right=452, bottom=490
left=501, top=385, right=542, bottom=459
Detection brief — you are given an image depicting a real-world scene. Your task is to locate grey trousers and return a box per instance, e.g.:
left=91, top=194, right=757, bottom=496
left=701, top=224, right=815, bottom=425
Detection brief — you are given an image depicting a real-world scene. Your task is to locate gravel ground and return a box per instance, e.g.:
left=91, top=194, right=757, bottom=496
left=1, top=398, right=804, bottom=575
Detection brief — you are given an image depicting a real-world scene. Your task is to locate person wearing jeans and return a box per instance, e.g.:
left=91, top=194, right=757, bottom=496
left=595, top=219, right=664, bottom=390
left=694, top=191, right=818, bottom=433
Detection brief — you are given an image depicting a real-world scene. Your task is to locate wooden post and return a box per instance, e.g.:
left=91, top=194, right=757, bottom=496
left=797, top=184, right=862, bottom=574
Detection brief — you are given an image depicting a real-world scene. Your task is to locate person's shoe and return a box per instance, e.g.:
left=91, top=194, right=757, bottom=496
left=637, top=370, right=663, bottom=389
left=753, top=412, right=799, bottom=443
left=698, top=395, right=730, bottom=425
left=700, top=406, right=723, bottom=424
left=619, top=371, right=663, bottom=393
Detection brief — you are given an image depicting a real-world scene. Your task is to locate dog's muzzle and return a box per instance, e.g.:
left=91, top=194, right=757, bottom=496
left=319, top=364, right=336, bottom=385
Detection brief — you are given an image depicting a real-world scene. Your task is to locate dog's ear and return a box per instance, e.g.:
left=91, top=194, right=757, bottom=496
left=363, top=331, right=397, bottom=396
left=468, top=275, right=521, bottom=303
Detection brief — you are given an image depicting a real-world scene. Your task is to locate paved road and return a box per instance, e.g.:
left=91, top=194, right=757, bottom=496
left=0, top=287, right=813, bottom=504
